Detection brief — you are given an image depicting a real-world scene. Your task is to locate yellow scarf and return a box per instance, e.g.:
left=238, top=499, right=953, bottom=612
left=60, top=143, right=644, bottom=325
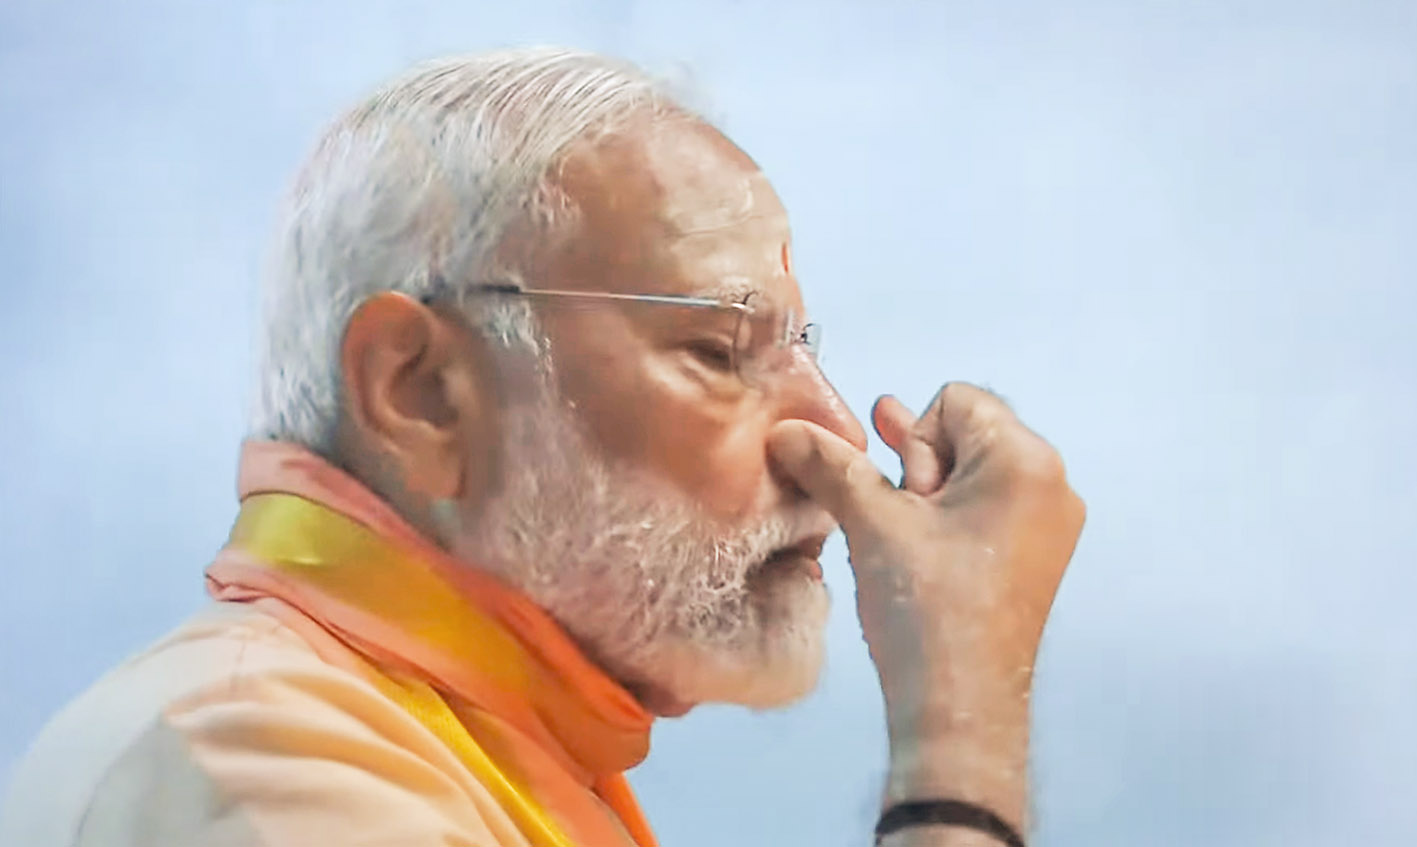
left=207, top=443, right=657, bottom=847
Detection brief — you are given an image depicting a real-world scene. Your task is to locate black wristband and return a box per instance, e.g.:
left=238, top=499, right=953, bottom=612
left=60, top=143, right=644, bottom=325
left=874, top=800, right=1026, bottom=847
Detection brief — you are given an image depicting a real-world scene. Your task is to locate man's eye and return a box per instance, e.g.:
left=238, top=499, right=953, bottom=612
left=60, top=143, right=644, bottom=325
left=686, top=340, right=735, bottom=371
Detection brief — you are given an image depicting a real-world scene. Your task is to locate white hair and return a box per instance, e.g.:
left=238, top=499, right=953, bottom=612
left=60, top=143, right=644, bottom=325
left=251, top=48, right=693, bottom=453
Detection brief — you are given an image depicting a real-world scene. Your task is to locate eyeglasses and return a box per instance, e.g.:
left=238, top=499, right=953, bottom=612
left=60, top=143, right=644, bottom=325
left=432, top=280, right=821, bottom=386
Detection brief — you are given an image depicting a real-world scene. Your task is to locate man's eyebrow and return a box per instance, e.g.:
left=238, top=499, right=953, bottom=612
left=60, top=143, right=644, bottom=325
left=687, top=280, right=758, bottom=302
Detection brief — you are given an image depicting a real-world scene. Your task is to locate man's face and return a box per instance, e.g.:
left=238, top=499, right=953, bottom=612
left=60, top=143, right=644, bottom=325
left=456, top=117, right=867, bottom=712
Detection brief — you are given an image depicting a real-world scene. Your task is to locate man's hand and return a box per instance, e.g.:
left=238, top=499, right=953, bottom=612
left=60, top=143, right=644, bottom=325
left=768, top=383, right=1085, bottom=837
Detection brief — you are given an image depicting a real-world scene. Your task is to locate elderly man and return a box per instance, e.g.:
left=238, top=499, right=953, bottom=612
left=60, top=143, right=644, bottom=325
left=1, top=49, right=1083, bottom=847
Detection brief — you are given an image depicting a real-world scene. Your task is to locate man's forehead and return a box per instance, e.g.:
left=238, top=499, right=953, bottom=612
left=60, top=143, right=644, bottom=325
left=559, top=118, right=788, bottom=236
left=660, top=169, right=779, bottom=236
left=550, top=117, right=797, bottom=307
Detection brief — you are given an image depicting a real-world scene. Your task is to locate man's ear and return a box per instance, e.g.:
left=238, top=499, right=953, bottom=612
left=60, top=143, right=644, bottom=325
left=339, top=292, right=491, bottom=502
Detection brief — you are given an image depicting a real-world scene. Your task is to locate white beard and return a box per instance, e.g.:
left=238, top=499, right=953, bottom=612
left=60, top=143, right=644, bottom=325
left=450, top=377, right=835, bottom=710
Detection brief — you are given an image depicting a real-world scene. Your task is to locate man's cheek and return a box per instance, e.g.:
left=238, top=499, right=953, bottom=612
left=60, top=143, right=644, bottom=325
left=692, top=434, right=777, bottom=520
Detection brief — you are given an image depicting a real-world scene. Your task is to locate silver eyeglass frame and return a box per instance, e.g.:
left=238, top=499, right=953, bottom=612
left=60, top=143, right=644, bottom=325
left=429, top=281, right=821, bottom=378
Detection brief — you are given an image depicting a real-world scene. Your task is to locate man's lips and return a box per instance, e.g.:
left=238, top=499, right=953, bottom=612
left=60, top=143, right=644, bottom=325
left=783, top=533, right=829, bottom=561
left=760, top=532, right=831, bottom=581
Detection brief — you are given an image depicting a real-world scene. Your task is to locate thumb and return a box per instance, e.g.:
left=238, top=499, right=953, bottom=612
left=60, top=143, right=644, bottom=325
left=768, top=419, right=897, bottom=534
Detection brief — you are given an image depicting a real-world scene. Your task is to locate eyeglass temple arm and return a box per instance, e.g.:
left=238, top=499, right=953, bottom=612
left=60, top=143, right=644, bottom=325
left=470, top=284, right=747, bottom=311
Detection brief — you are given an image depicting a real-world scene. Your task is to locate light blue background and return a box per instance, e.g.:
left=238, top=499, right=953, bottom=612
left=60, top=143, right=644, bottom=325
left=2, top=2, right=1414, bottom=845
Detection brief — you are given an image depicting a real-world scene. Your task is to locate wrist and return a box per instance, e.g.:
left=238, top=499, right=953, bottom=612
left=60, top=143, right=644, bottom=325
left=881, top=658, right=1033, bottom=757
left=886, top=730, right=1027, bottom=813
left=883, top=688, right=1031, bottom=829
left=872, top=614, right=1038, bottom=735
left=876, top=801, right=1028, bottom=847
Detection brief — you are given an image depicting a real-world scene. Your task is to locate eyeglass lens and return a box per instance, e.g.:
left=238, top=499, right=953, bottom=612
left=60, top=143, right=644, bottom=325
left=732, top=292, right=821, bottom=382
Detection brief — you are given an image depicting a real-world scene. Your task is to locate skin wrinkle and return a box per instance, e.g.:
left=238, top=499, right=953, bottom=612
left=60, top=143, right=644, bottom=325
left=659, top=174, right=761, bottom=235
left=640, top=114, right=762, bottom=237
left=665, top=186, right=791, bottom=300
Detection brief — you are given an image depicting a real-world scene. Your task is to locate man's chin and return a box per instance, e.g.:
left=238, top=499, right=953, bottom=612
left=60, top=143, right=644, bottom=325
left=632, top=685, right=698, bottom=718
left=650, top=642, right=825, bottom=712
left=635, top=585, right=831, bottom=713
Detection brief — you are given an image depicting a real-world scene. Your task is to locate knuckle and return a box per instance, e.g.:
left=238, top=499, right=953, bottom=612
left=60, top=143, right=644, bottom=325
left=935, top=381, right=980, bottom=420
left=942, top=381, right=1009, bottom=414
left=1069, top=491, right=1088, bottom=529
left=936, top=381, right=966, bottom=403
left=937, top=383, right=1014, bottom=435
left=842, top=451, right=887, bottom=496
left=1001, top=429, right=1068, bottom=486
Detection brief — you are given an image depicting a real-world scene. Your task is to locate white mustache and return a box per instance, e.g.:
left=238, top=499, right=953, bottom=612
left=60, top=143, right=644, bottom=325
left=709, top=504, right=837, bottom=576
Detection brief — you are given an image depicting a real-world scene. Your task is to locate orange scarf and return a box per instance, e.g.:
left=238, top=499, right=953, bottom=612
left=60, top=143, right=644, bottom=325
left=206, top=442, right=657, bottom=847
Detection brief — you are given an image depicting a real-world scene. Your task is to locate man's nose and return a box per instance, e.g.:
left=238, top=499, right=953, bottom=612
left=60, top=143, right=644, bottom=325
left=774, top=359, right=869, bottom=452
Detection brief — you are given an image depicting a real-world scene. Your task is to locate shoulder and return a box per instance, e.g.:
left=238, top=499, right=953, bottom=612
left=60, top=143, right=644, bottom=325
left=2, top=602, right=512, bottom=847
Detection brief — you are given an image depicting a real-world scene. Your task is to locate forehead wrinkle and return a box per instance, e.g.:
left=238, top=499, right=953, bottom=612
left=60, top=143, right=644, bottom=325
left=659, top=170, right=779, bottom=236
left=667, top=218, right=793, bottom=291
left=668, top=210, right=786, bottom=243
left=661, top=186, right=754, bottom=235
